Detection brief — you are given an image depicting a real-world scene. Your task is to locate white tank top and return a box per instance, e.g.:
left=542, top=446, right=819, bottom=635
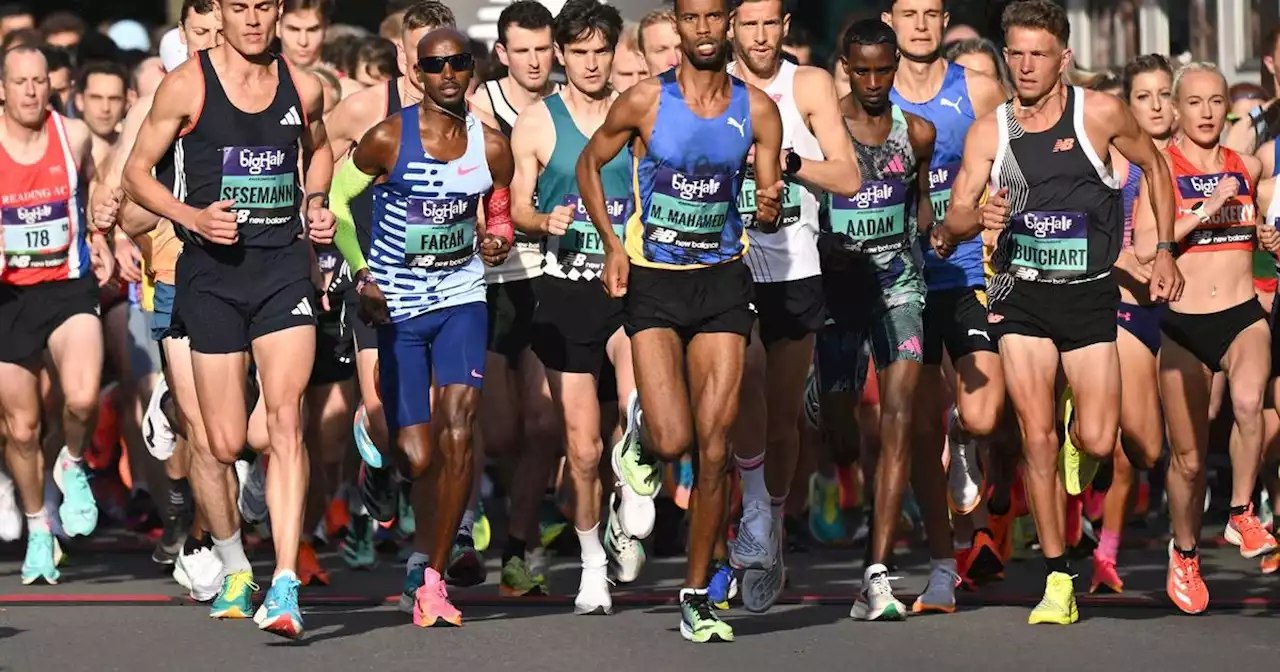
left=482, top=79, right=544, bottom=284
left=729, top=60, right=823, bottom=283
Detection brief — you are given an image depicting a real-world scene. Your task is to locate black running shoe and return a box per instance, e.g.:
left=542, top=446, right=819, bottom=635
left=358, top=462, right=397, bottom=524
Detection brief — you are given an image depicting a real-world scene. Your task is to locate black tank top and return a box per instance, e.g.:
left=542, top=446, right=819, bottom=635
left=990, top=86, right=1122, bottom=285
left=349, top=77, right=404, bottom=255
left=484, top=79, right=519, bottom=137
left=176, top=50, right=305, bottom=248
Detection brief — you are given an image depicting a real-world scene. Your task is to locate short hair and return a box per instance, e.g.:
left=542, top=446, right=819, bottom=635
left=733, top=0, right=793, bottom=15
left=637, top=9, right=675, bottom=54
left=1121, top=53, right=1173, bottom=100
left=1173, top=61, right=1227, bottom=101
left=554, top=0, right=623, bottom=50
left=181, top=0, right=216, bottom=24
left=1, top=44, right=42, bottom=77
left=840, top=19, right=898, bottom=57
left=946, top=37, right=1013, bottom=91
left=356, top=37, right=399, bottom=79
left=322, top=34, right=362, bottom=76
left=402, top=1, right=456, bottom=34
left=784, top=24, right=810, bottom=48
left=618, top=21, right=641, bottom=53
left=0, top=26, right=37, bottom=51
left=75, top=60, right=128, bottom=94
left=1001, top=0, right=1070, bottom=46
left=283, top=0, right=333, bottom=22
left=40, top=45, right=71, bottom=72
left=385, top=0, right=421, bottom=13
left=884, top=0, right=946, bottom=9
left=38, top=10, right=84, bottom=39
left=497, top=0, right=553, bottom=46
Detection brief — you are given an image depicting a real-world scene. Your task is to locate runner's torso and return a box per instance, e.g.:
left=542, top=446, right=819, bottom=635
left=625, top=69, right=753, bottom=270
left=175, top=50, right=305, bottom=249
left=0, top=112, right=90, bottom=286
left=890, top=61, right=984, bottom=290
left=369, top=106, right=491, bottom=322
left=538, top=93, right=633, bottom=282
left=728, top=60, right=822, bottom=283
left=484, top=78, right=544, bottom=283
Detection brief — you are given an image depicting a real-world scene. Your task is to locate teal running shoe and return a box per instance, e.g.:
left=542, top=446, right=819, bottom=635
left=807, top=472, right=846, bottom=545
left=353, top=404, right=384, bottom=469
left=397, top=478, right=416, bottom=536
left=53, top=447, right=97, bottom=537
left=446, top=536, right=486, bottom=587
left=21, top=528, right=62, bottom=585
left=209, top=570, right=258, bottom=619
left=255, top=574, right=304, bottom=639
left=342, top=514, right=377, bottom=570
left=399, top=560, right=429, bottom=613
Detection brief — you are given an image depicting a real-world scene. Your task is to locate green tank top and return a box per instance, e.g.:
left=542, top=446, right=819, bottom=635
left=537, top=93, right=633, bottom=281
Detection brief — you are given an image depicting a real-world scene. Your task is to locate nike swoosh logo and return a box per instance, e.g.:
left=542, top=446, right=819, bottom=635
left=459, top=165, right=480, bottom=176
left=471, top=369, right=484, bottom=379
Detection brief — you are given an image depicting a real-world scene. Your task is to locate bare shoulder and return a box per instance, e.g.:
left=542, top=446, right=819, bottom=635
left=963, top=66, right=1007, bottom=108
left=794, top=65, right=836, bottom=91
left=1256, top=138, right=1276, bottom=162
left=151, top=59, right=204, bottom=116
left=482, top=121, right=512, bottom=157
left=1081, top=88, right=1128, bottom=126
left=468, top=83, right=495, bottom=113
left=1259, top=176, right=1275, bottom=205
left=904, top=110, right=936, bottom=145
left=287, top=65, right=325, bottom=112
left=744, top=81, right=776, bottom=110
left=513, top=99, right=550, bottom=133
left=1239, top=151, right=1263, bottom=182
left=62, top=117, right=92, bottom=154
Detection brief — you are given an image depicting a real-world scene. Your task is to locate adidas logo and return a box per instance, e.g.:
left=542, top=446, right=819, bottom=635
left=279, top=106, right=302, bottom=126
left=291, top=297, right=314, bottom=317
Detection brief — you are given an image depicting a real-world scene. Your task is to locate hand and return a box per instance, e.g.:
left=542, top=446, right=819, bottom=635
left=113, top=237, right=143, bottom=284
left=982, top=186, right=1011, bottom=231
left=480, top=233, right=511, bottom=267
left=931, top=225, right=957, bottom=259
left=1147, top=249, right=1185, bottom=303
left=92, top=187, right=124, bottom=233
left=307, top=206, right=336, bottom=245
left=1205, top=175, right=1240, bottom=214
left=90, top=235, right=115, bottom=287
left=602, top=247, right=630, bottom=298
left=542, top=205, right=574, bottom=236
left=754, top=180, right=784, bottom=232
left=1259, top=222, right=1280, bottom=253
left=1113, top=248, right=1152, bottom=284
left=192, top=200, right=239, bottom=245
left=356, top=273, right=390, bottom=326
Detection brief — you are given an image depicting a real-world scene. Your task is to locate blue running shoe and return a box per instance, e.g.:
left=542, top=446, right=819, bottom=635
left=353, top=405, right=384, bottom=469
left=21, top=529, right=62, bottom=585
left=210, top=570, right=258, bottom=619
left=399, top=557, right=429, bottom=613
left=255, top=573, right=304, bottom=639
left=53, top=447, right=97, bottom=537
left=706, top=560, right=737, bottom=610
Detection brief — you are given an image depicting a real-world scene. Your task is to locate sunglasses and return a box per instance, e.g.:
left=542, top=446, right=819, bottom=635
left=418, top=53, right=475, bottom=74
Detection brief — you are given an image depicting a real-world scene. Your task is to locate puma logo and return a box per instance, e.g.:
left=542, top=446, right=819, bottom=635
left=727, top=117, right=746, bottom=137
left=940, top=96, right=963, bottom=114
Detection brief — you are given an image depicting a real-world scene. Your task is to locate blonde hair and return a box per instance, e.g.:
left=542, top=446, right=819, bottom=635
left=619, top=20, right=641, bottom=53
left=1172, top=61, right=1227, bottom=100
left=637, top=9, right=675, bottom=55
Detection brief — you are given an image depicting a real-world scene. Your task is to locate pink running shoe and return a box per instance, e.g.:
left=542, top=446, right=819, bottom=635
left=414, top=567, right=463, bottom=627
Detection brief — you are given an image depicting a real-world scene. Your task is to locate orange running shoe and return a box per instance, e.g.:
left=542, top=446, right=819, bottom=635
left=1226, top=505, right=1278, bottom=559
left=325, top=497, right=351, bottom=540
left=989, top=511, right=1014, bottom=563
left=1089, top=554, right=1123, bottom=594
left=954, top=547, right=977, bottom=592
left=1166, top=541, right=1208, bottom=614
left=965, top=529, right=1005, bottom=583
left=297, top=541, right=330, bottom=587
left=1261, top=551, right=1280, bottom=575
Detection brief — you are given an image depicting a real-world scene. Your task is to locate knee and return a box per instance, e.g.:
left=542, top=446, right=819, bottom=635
left=3, top=415, right=39, bottom=450
left=438, top=422, right=474, bottom=474
left=1125, top=435, right=1161, bottom=471
left=205, top=434, right=242, bottom=466
left=566, top=434, right=604, bottom=483
left=267, top=407, right=304, bottom=448
left=1020, top=427, right=1059, bottom=461
left=1232, top=390, right=1265, bottom=427
left=696, top=442, right=730, bottom=484
left=879, top=399, right=914, bottom=436
left=957, top=402, right=1001, bottom=438
left=62, top=389, right=98, bottom=426
left=647, top=420, right=693, bottom=463
left=522, top=400, right=559, bottom=443
left=1074, top=423, right=1117, bottom=460
left=1168, top=447, right=1203, bottom=480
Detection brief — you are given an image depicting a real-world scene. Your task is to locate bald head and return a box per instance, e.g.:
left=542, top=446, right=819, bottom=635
left=3, top=46, right=50, bottom=126
left=415, top=27, right=474, bottom=110
left=2, top=44, right=45, bottom=77
left=416, top=26, right=468, bottom=60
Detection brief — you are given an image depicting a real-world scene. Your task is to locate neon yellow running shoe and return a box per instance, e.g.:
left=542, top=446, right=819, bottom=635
left=1028, top=571, right=1078, bottom=625
left=473, top=508, right=491, bottom=553
left=1058, top=391, right=1098, bottom=496
left=210, top=571, right=258, bottom=619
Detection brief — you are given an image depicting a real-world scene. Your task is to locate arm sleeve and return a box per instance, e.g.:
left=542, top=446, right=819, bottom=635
left=330, top=158, right=377, bottom=273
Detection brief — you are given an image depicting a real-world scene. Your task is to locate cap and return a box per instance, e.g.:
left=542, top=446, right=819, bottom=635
left=108, top=20, right=151, bottom=52
left=159, top=28, right=187, bottom=72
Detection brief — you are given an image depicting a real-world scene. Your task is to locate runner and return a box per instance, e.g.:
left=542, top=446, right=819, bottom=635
left=510, top=0, right=638, bottom=615
left=883, top=0, right=1014, bottom=592
left=1131, top=61, right=1276, bottom=614
left=931, top=0, right=1181, bottom=624
left=122, top=0, right=336, bottom=638
left=637, top=8, right=680, bottom=75
left=0, top=46, right=110, bottom=586
left=278, top=0, right=328, bottom=70
left=577, top=0, right=784, bottom=642
left=467, top=0, right=562, bottom=598
left=1089, top=53, right=1175, bottom=595
left=330, top=27, right=514, bottom=626
left=609, top=22, right=647, bottom=93
left=724, top=0, right=860, bottom=614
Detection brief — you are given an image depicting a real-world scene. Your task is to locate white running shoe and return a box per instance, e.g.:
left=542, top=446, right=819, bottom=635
left=142, top=377, right=177, bottom=461
left=604, top=493, right=645, bottom=583
left=236, top=458, right=268, bottom=524
left=611, top=390, right=658, bottom=539
left=574, top=563, right=613, bottom=615
left=850, top=563, right=906, bottom=621
left=174, top=545, right=225, bottom=602
left=0, top=471, right=21, bottom=541
left=946, top=407, right=983, bottom=515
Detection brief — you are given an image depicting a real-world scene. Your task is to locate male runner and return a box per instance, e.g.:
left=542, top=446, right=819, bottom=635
left=122, top=0, right=336, bottom=639
left=467, top=0, right=562, bottom=597
left=724, top=0, right=860, bottom=614
left=932, top=0, right=1182, bottom=624
left=610, top=22, right=647, bottom=93
left=637, top=8, right=681, bottom=75
left=278, top=0, right=328, bottom=69
left=0, top=46, right=109, bottom=585
left=577, top=0, right=783, bottom=643
left=74, top=61, right=129, bottom=166
left=330, top=27, right=514, bottom=626
left=511, top=0, right=639, bottom=615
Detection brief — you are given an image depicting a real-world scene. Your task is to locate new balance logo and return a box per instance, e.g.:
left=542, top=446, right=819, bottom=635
left=279, top=106, right=302, bottom=126
left=1052, top=138, right=1075, bottom=153
left=940, top=96, right=963, bottom=114
left=727, top=117, right=746, bottom=137
left=291, top=297, right=314, bottom=317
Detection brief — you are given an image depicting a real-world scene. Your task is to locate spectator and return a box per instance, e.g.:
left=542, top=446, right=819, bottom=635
left=75, top=60, right=129, bottom=162
left=782, top=24, right=812, bottom=66
left=945, top=37, right=1013, bottom=92
left=611, top=21, right=647, bottom=92
left=353, top=36, right=398, bottom=86
left=280, top=0, right=331, bottom=68
left=0, top=2, right=32, bottom=42
left=42, top=46, right=73, bottom=112
left=638, top=8, right=679, bottom=75
left=943, top=23, right=980, bottom=45
left=39, top=10, right=85, bottom=50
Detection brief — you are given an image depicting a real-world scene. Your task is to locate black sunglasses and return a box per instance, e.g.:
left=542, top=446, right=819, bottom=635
left=418, top=53, right=475, bottom=74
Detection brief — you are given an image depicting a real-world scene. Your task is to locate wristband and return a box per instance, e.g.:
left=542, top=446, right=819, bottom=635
left=1156, top=241, right=1176, bottom=254
left=485, top=187, right=515, bottom=246
left=305, top=192, right=329, bottom=209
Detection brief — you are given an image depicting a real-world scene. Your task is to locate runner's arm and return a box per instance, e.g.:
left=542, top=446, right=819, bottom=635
left=509, top=102, right=549, bottom=235
left=106, top=94, right=165, bottom=237
left=122, top=63, right=202, bottom=230
left=577, top=81, right=656, bottom=250
left=941, top=115, right=997, bottom=241
left=325, top=85, right=376, bottom=162
left=1223, top=110, right=1260, bottom=154
left=1107, top=95, right=1176, bottom=262
left=330, top=120, right=397, bottom=274
left=1256, top=138, right=1276, bottom=178
left=1131, top=152, right=1199, bottom=257
left=795, top=67, right=860, bottom=197
left=298, top=71, right=335, bottom=206
left=907, top=114, right=936, bottom=232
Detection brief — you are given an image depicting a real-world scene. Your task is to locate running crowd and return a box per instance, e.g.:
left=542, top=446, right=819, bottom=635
left=4, top=0, right=1280, bottom=644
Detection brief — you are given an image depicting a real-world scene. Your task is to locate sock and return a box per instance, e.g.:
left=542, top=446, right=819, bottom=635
left=1044, top=554, right=1070, bottom=576
left=212, top=531, right=252, bottom=573
left=273, top=568, right=297, bottom=583
left=1229, top=504, right=1249, bottom=518
left=577, top=525, right=606, bottom=568
left=770, top=496, right=786, bottom=520
left=131, top=481, right=150, bottom=497
left=407, top=551, right=430, bottom=573
left=1175, top=543, right=1197, bottom=559
left=504, top=536, right=527, bottom=565
left=987, top=494, right=1011, bottom=516
left=61, top=448, right=82, bottom=463
left=736, top=452, right=768, bottom=505
left=168, top=479, right=190, bottom=508
left=459, top=509, right=476, bottom=538
left=1096, top=529, right=1120, bottom=562
left=932, top=557, right=958, bottom=575
left=25, top=510, right=49, bottom=533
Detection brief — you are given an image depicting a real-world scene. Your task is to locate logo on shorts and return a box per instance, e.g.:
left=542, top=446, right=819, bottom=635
left=471, top=369, right=484, bottom=379
left=291, top=298, right=314, bottom=317
left=897, top=336, right=922, bottom=356
left=1118, top=310, right=1131, bottom=322
left=987, top=312, right=1004, bottom=324
left=966, top=328, right=990, bottom=341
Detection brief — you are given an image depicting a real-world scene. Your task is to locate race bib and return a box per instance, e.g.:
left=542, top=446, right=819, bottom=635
left=1009, top=210, right=1089, bottom=281
left=828, top=180, right=909, bottom=255
left=555, top=195, right=629, bottom=275
left=403, top=196, right=478, bottom=270
left=928, top=162, right=959, bottom=222
left=1176, top=171, right=1257, bottom=250
left=738, top=167, right=803, bottom=230
left=643, top=165, right=733, bottom=257
left=2, top=201, right=71, bottom=269
left=219, top=146, right=297, bottom=228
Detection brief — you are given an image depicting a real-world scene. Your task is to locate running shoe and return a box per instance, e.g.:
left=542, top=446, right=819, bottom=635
left=1058, top=394, right=1098, bottom=496
left=20, top=528, right=62, bottom=585
left=604, top=493, right=645, bottom=583
left=53, top=447, right=97, bottom=537
left=612, top=390, right=659, bottom=538
left=0, top=471, right=22, bottom=542
left=1166, top=541, right=1208, bottom=614
left=356, top=462, right=396, bottom=524
left=1261, top=550, right=1280, bottom=575
left=255, top=574, right=304, bottom=639
left=1225, top=504, right=1278, bottom=558
left=1028, top=572, right=1078, bottom=625
left=446, top=535, right=486, bottom=587
left=946, top=407, right=984, bottom=514
left=989, top=510, right=1014, bottom=563
left=396, top=477, right=416, bottom=536
left=413, top=567, right=463, bottom=627
left=912, top=563, right=960, bottom=614
left=850, top=563, right=906, bottom=621
left=398, top=558, right=429, bottom=614
left=210, top=571, right=258, bottom=619
left=151, top=497, right=190, bottom=566
left=730, top=499, right=776, bottom=571
left=706, top=560, right=738, bottom=610
left=499, top=555, right=547, bottom=597
left=807, top=472, right=845, bottom=545
left=679, top=588, right=734, bottom=643
left=474, top=504, right=491, bottom=553
left=174, top=543, right=224, bottom=602
left=352, top=404, right=384, bottom=468
left=341, top=513, right=378, bottom=570
left=1011, top=514, right=1038, bottom=560
left=527, top=547, right=550, bottom=586
left=1262, top=489, right=1274, bottom=532
left=235, top=458, right=268, bottom=525
left=783, top=514, right=810, bottom=554
left=297, top=541, right=329, bottom=586
left=741, top=515, right=784, bottom=614
left=964, top=529, right=1005, bottom=583
left=574, top=562, right=612, bottom=616
left=142, top=377, right=177, bottom=461
left=538, top=499, right=568, bottom=549
left=1090, top=554, right=1123, bottom=594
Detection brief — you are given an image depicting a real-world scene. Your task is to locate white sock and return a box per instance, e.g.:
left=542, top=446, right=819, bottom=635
left=735, top=452, right=768, bottom=505
left=61, top=447, right=82, bottom=463
left=459, top=509, right=476, bottom=537
left=577, top=525, right=607, bottom=569
left=273, top=568, right=298, bottom=583
left=212, top=530, right=252, bottom=573
left=25, top=510, right=49, bottom=533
